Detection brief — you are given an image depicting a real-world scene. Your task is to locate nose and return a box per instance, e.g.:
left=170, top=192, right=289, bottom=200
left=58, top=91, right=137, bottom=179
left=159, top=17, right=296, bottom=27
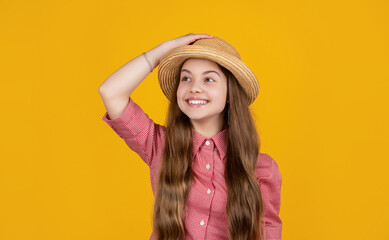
left=189, top=79, right=203, bottom=93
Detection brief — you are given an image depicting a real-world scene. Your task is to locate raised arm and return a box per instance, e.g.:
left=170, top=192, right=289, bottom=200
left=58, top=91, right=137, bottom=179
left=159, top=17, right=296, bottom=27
left=98, top=44, right=168, bottom=120
left=98, top=33, right=214, bottom=120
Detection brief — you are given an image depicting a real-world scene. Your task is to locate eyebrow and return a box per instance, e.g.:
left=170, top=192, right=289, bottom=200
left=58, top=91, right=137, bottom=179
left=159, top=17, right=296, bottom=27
left=181, top=69, right=221, bottom=77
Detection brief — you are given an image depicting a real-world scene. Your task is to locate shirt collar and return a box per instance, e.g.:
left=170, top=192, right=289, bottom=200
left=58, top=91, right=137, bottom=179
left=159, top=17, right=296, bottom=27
left=192, top=127, right=228, bottom=161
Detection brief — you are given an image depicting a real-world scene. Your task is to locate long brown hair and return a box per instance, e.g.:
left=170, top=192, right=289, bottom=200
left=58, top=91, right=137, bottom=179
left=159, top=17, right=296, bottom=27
left=153, top=59, right=264, bottom=240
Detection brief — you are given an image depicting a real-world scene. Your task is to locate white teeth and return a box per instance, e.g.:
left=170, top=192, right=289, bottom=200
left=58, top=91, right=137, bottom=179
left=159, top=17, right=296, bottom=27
left=188, top=100, right=208, bottom=105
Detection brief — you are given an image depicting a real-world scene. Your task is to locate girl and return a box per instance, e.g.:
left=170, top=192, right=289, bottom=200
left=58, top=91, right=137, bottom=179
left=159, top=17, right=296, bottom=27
left=99, top=33, right=282, bottom=240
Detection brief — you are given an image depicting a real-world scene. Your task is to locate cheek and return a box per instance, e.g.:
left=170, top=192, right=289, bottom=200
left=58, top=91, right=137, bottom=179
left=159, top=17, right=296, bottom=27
left=212, top=87, right=227, bottom=101
left=176, top=86, right=184, bottom=98
left=176, top=85, right=188, bottom=104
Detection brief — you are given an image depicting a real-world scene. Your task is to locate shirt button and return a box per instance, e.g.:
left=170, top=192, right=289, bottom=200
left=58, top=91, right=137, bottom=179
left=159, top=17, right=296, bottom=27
left=200, top=220, right=205, bottom=226
left=207, top=189, right=211, bottom=194
left=206, top=163, right=210, bottom=169
left=205, top=140, right=210, bottom=146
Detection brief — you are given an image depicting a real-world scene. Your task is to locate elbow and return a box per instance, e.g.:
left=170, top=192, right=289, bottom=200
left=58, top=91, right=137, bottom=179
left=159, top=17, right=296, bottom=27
left=98, top=85, right=105, bottom=95
left=98, top=85, right=119, bottom=101
left=98, top=85, right=110, bottom=98
left=98, top=85, right=112, bottom=101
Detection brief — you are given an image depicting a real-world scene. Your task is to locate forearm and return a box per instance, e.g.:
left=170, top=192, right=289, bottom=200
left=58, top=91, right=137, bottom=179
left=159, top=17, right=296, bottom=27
left=98, top=43, right=168, bottom=100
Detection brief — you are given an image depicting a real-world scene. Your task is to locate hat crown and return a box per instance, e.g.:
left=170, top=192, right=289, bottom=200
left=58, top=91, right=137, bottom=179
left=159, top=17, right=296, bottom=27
left=191, top=38, right=241, bottom=60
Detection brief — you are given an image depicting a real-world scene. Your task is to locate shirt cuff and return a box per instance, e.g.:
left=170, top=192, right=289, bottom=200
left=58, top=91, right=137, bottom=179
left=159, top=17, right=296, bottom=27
left=102, top=97, right=137, bottom=139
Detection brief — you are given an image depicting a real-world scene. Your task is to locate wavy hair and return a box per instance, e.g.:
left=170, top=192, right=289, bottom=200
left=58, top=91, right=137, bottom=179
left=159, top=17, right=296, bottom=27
left=153, top=59, right=265, bottom=240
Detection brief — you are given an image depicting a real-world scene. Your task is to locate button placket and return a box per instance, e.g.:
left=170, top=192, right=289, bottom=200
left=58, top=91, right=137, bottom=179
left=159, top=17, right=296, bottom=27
left=205, top=163, right=210, bottom=170
left=205, top=139, right=214, bottom=149
left=204, top=140, right=214, bottom=171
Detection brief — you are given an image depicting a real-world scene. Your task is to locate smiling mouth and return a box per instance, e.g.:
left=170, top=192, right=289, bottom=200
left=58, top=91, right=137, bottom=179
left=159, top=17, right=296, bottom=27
left=186, top=99, right=209, bottom=105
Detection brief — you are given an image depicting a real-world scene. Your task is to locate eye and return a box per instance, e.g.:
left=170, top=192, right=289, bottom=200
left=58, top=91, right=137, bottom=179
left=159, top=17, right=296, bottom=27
left=180, top=77, right=215, bottom=82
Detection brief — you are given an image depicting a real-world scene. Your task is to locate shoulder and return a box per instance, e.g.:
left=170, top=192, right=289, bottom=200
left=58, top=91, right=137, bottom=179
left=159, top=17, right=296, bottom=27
left=255, top=153, right=280, bottom=180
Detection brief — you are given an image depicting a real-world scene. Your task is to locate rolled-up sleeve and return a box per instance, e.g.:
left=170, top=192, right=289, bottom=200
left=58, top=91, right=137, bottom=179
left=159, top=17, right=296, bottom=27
left=258, top=155, right=282, bottom=240
left=101, top=97, right=165, bottom=167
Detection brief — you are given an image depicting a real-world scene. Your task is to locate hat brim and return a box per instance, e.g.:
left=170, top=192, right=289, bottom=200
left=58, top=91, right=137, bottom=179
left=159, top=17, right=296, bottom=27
left=158, top=45, right=259, bottom=105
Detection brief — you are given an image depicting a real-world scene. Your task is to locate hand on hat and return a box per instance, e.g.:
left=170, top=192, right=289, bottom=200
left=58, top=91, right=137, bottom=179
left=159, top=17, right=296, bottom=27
left=161, top=33, right=215, bottom=52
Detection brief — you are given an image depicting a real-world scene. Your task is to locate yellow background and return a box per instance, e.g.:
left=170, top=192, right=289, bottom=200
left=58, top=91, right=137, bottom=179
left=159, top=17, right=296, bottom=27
left=1, top=0, right=388, bottom=239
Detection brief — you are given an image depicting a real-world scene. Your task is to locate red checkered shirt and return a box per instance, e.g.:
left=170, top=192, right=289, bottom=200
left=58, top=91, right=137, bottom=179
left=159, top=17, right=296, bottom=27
left=102, top=97, right=282, bottom=240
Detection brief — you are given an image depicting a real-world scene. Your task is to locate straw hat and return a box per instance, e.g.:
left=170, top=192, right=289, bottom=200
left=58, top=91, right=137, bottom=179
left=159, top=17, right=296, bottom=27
left=157, top=37, right=260, bottom=105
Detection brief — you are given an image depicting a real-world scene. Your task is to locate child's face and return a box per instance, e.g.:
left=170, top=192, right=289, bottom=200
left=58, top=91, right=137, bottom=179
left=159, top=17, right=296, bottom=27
left=177, top=58, right=228, bottom=127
